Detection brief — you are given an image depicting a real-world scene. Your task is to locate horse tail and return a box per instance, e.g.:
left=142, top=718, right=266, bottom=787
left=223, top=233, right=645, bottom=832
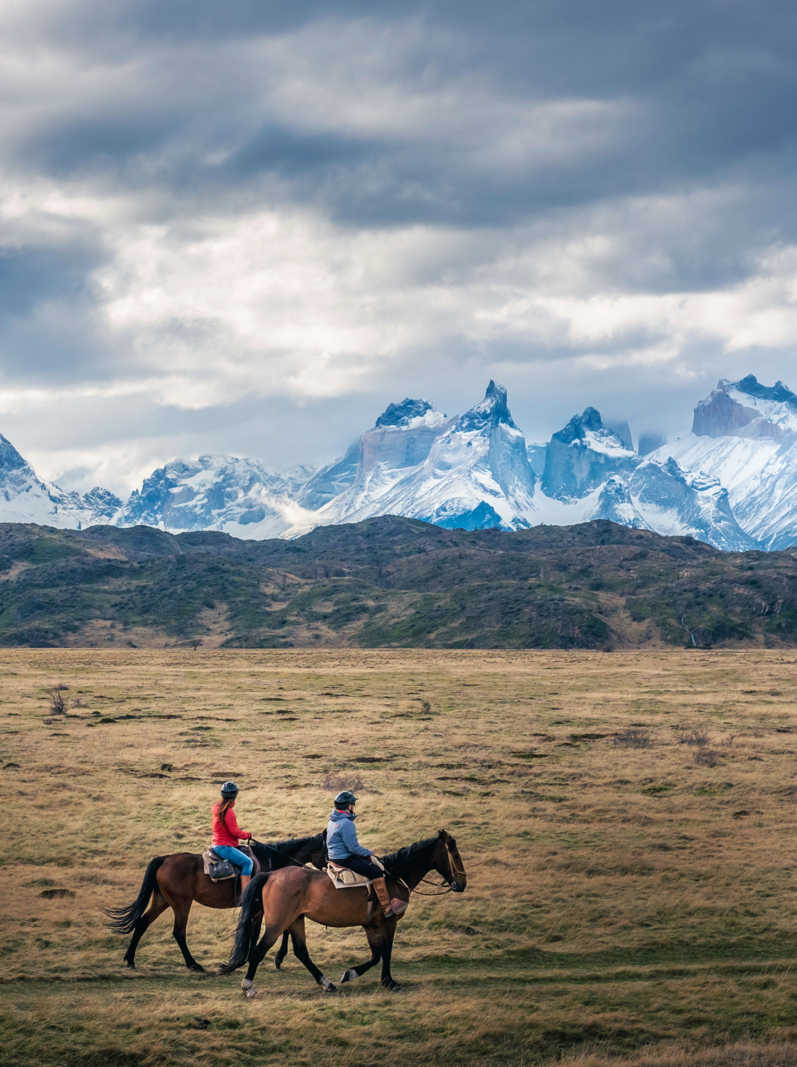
left=220, top=872, right=269, bottom=973
left=103, top=856, right=166, bottom=934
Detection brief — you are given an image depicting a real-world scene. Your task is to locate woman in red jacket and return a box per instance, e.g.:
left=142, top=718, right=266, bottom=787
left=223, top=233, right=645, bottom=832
left=211, top=781, right=254, bottom=895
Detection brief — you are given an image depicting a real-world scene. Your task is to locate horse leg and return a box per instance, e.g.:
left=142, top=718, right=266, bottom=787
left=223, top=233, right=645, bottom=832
left=123, top=892, right=169, bottom=969
left=241, top=922, right=292, bottom=998
left=379, top=925, right=402, bottom=992
left=274, top=929, right=289, bottom=970
left=286, top=917, right=336, bottom=992
left=241, top=890, right=301, bottom=997
left=170, top=898, right=204, bottom=973
left=340, top=924, right=382, bottom=985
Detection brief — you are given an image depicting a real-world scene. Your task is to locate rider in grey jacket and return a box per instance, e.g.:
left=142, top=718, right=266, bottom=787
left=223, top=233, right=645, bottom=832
left=326, top=790, right=407, bottom=918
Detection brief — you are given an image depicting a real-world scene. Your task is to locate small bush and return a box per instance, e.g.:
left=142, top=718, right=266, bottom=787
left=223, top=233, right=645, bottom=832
left=322, top=772, right=365, bottom=793
left=695, top=748, right=720, bottom=767
left=677, top=728, right=711, bottom=747
left=49, top=687, right=66, bottom=714
left=613, top=728, right=653, bottom=748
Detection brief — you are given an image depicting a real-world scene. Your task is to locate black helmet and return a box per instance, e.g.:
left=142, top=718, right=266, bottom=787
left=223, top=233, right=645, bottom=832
left=334, top=790, right=358, bottom=808
left=221, top=781, right=239, bottom=798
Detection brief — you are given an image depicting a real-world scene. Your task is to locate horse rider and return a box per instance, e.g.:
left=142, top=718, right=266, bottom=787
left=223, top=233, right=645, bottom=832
left=327, top=790, right=407, bottom=918
left=211, top=781, right=254, bottom=897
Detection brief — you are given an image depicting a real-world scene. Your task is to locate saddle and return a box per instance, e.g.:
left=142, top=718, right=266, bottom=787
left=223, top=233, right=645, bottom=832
left=325, top=857, right=384, bottom=889
left=202, top=845, right=260, bottom=882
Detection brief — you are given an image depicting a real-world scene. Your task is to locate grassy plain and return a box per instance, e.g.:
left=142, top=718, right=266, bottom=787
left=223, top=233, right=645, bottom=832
left=2, top=648, right=797, bottom=1067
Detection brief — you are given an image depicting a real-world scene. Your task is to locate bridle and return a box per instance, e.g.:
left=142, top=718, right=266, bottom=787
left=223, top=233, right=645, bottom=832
left=409, top=838, right=465, bottom=897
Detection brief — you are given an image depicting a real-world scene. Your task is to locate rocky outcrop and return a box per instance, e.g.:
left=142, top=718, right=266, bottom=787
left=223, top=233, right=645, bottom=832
left=591, top=476, right=645, bottom=528
left=298, top=443, right=359, bottom=510
left=542, top=408, right=638, bottom=500
left=692, top=376, right=797, bottom=441
left=638, top=432, right=667, bottom=457
left=357, top=398, right=453, bottom=475
left=80, top=487, right=123, bottom=520
left=629, top=458, right=758, bottom=552
left=604, top=419, right=634, bottom=451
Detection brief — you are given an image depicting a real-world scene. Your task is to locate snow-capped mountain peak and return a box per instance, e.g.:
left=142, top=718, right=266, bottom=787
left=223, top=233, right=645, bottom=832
left=116, top=454, right=322, bottom=539
left=0, top=434, right=31, bottom=474
left=2, top=369, right=797, bottom=554
left=455, top=379, right=517, bottom=433
left=693, top=375, right=797, bottom=441
left=374, top=397, right=448, bottom=430
left=557, top=407, right=635, bottom=457
left=284, top=381, right=537, bottom=535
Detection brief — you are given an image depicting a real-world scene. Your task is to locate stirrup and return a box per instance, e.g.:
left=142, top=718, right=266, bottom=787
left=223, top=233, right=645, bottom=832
left=371, top=877, right=393, bottom=918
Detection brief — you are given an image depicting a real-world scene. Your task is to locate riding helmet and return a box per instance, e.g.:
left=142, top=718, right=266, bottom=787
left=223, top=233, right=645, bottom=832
left=334, top=789, right=358, bottom=808
left=221, top=780, right=239, bottom=798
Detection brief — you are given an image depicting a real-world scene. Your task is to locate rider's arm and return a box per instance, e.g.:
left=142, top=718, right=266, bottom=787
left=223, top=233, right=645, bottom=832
left=340, top=818, right=372, bottom=857
left=225, top=808, right=251, bottom=842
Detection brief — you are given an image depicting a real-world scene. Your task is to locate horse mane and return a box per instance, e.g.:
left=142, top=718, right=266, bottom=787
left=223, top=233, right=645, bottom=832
left=251, top=832, right=324, bottom=862
left=379, top=835, right=438, bottom=881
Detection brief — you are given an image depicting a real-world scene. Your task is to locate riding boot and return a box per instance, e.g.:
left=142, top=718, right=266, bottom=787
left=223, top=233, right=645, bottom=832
left=237, top=874, right=252, bottom=905
left=371, top=877, right=394, bottom=918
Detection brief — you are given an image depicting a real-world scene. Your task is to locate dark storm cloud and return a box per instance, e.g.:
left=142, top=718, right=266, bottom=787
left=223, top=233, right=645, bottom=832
left=3, top=0, right=797, bottom=488
left=7, top=0, right=797, bottom=229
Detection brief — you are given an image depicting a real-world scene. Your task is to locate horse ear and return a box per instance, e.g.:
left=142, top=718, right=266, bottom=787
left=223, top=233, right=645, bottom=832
left=437, top=829, right=446, bottom=839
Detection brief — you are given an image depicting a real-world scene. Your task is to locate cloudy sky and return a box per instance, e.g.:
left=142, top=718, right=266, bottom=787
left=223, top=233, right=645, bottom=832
left=2, top=0, right=797, bottom=495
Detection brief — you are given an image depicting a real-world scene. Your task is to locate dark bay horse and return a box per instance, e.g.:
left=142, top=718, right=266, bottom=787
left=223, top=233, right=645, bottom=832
left=223, top=829, right=466, bottom=995
left=105, top=833, right=327, bottom=972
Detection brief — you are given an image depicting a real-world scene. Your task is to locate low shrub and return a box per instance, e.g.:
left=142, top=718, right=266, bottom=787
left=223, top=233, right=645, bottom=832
left=677, top=728, right=711, bottom=747
left=613, top=728, right=653, bottom=748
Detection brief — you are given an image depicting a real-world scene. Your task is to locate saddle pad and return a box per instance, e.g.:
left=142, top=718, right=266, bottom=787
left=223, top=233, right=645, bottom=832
left=202, top=849, right=236, bottom=881
left=325, top=857, right=384, bottom=889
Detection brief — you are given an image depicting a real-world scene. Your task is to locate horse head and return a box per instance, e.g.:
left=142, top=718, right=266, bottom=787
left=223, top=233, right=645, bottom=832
left=435, top=829, right=467, bottom=893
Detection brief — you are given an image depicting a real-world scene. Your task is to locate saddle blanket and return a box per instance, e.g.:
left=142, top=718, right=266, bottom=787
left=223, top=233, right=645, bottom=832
left=325, top=857, right=384, bottom=889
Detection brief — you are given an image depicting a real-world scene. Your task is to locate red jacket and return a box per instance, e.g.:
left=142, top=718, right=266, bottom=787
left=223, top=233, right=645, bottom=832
left=211, top=802, right=251, bottom=848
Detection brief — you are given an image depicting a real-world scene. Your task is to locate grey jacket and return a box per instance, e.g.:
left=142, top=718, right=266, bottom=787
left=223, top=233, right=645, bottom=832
left=327, top=809, right=373, bottom=860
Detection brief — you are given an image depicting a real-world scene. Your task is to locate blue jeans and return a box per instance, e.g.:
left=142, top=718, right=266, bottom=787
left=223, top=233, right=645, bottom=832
left=212, top=845, right=253, bottom=876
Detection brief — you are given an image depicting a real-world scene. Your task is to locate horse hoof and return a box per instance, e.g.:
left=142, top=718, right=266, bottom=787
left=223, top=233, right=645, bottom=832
left=124, top=960, right=135, bottom=970
left=188, top=964, right=206, bottom=973
left=319, top=976, right=337, bottom=993
left=384, top=982, right=405, bottom=994
left=274, top=958, right=282, bottom=971
left=241, top=979, right=258, bottom=999
left=340, top=969, right=357, bottom=984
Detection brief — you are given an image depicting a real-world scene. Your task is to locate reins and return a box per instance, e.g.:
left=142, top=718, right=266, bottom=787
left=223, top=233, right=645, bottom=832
left=409, top=876, right=453, bottom=896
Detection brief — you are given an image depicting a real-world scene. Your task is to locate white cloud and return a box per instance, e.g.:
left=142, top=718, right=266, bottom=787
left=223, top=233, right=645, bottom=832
left=1, top=1, right=797, bottom=494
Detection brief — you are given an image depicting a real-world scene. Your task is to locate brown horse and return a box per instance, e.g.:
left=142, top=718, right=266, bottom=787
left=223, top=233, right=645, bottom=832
left=223, top=829, right=466, bottom=995
left=105, top=833, right=327, bottom=972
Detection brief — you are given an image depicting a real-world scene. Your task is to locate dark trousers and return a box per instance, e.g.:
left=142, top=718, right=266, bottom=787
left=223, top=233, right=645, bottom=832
left=338, top=855, right=383, bottom=880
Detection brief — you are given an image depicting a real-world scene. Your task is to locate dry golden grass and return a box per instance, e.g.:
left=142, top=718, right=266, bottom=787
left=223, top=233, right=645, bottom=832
left=3, top=648, right=797, bottom=1066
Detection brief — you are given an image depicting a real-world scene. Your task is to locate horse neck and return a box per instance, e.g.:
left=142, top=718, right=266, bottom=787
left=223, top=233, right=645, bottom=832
left=252, top=835, right=320, bottom=870
left=293, top=834, right=325, bottom=867
left=386, top=838, right=441, bottom=890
